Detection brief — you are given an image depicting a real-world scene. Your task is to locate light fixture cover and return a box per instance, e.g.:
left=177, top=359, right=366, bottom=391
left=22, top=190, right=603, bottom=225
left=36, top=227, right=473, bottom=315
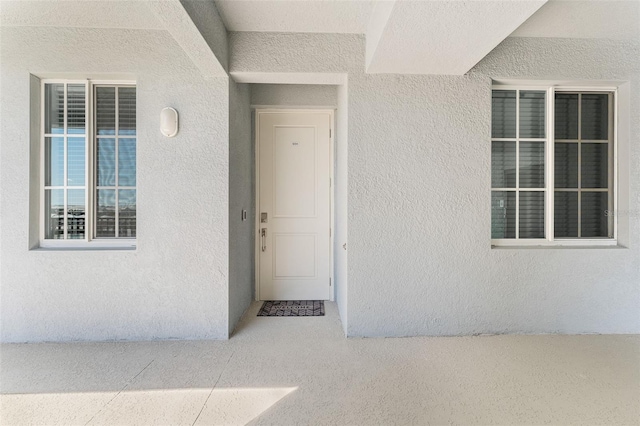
left=160, top=107, right=178, bottom=137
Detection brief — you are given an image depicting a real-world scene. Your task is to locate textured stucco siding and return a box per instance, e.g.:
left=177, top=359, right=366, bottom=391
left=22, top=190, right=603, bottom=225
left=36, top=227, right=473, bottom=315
left=228, top=80, right=253, bottom=334
left=180, top=0, right=229, bottom=72
left=0, top=27, right=230, bottom=342
left=230, top=32, right=640, bottom=337
left=335, top=83, right=349, bottom=334
left=250, top=84, right=337, bottom=107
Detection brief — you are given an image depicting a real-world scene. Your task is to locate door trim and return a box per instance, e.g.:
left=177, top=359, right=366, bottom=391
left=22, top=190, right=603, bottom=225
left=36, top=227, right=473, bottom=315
left=255, top=109, right=335, bottom=302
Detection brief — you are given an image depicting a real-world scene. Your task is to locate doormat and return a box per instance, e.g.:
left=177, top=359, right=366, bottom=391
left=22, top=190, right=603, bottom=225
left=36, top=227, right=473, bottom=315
left=257, top=300, right=325, bottom=317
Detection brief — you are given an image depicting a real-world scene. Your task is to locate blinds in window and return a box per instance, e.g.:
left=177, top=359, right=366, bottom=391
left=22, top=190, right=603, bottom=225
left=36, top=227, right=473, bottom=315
left=492, top=91, right=516, bottom=138
left=43, top=82, right=87, bottom=240
left=554, top=92, right=612, bottom=239
left=519, top=91, right=545, bottom=138
left=491, top=89, right=546, bottom=240
left=95, top=85, right=137, bottom=239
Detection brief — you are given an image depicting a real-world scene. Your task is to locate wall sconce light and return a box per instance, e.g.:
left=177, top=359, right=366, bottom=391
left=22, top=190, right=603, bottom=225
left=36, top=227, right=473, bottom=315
left=160, top=107, right=179, bottom=137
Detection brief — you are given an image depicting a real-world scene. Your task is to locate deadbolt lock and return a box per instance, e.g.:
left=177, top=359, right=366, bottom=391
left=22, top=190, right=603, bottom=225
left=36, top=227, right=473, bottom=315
left=261, top=212, right=268, bottom=223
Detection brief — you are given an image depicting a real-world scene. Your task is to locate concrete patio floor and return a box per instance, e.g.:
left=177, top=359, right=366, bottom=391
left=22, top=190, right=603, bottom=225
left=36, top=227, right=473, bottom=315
left=1, top=301, right=639, bottom=425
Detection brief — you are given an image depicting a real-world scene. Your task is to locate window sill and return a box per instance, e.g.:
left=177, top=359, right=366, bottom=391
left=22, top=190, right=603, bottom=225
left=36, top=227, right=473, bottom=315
left=33, top=241, right=136, bottom=251
left=491, top=243, right=625, bottom=250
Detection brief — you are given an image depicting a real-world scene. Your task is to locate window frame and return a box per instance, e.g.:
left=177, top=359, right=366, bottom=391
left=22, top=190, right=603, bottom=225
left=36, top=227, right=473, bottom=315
left=39, top=79, right=137, bottom=249
left=491, top=84, right=618, bottom=247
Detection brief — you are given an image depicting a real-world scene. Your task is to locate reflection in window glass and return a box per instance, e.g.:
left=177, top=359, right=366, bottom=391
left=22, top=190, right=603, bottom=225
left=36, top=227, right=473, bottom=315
left=491, top=191, right=516, bottom=239
left=45, top=137, right=64, bottom=187
left=118, top=190, right=136, bottom=238
left=118, top=138, right=136, bottom=186
left=97, top=138, right=116, bottom=186
left=96, top=189, right=116, bottom=238
left=42, top=82, right=136, bottom=244
left=67, top=189, right=85, bottom=239
left=43, top=82, right=87, bottom=240
left=67, top=137, right=86, bottom=186
left=45, top=189, right=64, bottom=239
left=95, top=85, right=137, bottom=239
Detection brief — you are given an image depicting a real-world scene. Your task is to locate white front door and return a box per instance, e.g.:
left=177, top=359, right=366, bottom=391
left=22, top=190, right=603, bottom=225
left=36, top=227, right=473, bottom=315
left=257, top=111, right=332, bottom=300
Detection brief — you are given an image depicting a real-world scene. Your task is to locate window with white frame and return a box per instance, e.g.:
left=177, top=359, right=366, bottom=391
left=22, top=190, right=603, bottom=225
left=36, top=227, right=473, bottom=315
left=42, top=81, right=136, bottom=246
left=491, top=86, right=615, bottom=246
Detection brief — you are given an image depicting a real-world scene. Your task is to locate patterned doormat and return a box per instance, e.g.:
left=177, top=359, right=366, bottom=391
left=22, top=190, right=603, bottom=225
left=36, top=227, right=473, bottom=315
left=257, top=300, right=325, bottom=317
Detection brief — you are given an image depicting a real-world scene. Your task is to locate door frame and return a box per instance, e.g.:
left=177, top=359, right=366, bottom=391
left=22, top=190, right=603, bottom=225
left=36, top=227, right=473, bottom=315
left=254, top=109, right=335, bottom=301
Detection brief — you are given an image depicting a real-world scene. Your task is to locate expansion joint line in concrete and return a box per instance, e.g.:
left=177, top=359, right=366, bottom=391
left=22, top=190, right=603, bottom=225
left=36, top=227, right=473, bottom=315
left=84, top=358, right=156, bottom=425
left=191, top=349, right=237, bottom=426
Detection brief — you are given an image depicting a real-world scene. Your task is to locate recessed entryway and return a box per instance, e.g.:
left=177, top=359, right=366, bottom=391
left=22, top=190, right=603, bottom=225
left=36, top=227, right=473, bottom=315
left=255, top=110, right=333, bottom=301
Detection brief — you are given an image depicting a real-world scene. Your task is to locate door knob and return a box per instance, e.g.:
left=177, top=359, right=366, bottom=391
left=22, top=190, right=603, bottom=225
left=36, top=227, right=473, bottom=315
left=261, top=228, right=267, bottom=252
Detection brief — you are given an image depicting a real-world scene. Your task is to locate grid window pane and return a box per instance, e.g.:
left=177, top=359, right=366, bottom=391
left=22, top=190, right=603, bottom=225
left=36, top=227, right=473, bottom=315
left=581, top=143, right=608, bottom=189
left=45, top=137, right=64, bottom=187
left=67, top=189, right=85, bottom=239
left=96, top=189, right=116, bottom=237
left=554, top=192, right=578, bottom=238
left=95, top=85, right=136, bottom=240
left=555, top=143, right=578, bottom=188
left=118, top=138, right=136, bottom=186
left=45, top=189, right=64, bottom=239
left=118, top=190, right=136, bottom=238
left=44, top=84, right=64, bottom=135
left=492, top=90, right=516, bottom=138
left=490, top=88, right=614, bottom=244
left=581, top=94, right=608, bottom=140
left=96, top=87, right=116, bottom=135
left=519, top=142, right=545, bottom=188
left=67, top=137, right=85, bottom=186
left=554, top=93, right=578, bottom=140
left=519, top=91, right=545, bottom=138
left=582, top=192, right=609, bottom=237
left=519, top=191, right=545, bottom=239
left=491, top=141, right=516, bottom=188
left=118, top=87, right=136, bottom=136
left=97, top=138, right=116, bottom=186
left=491, top=191, right=516, bottom=239
left=67, top=84, right=86, bottom=134
left=42, top=82, right=137, bottom=244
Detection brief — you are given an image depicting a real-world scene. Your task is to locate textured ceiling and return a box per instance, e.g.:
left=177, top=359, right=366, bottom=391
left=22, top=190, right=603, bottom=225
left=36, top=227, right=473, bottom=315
left=0, top=1, right=164, bottom=29
left=511, top=0, right=640, bottom=40
left=4, top=0, right=636, bottom=77
left=366, top=0, right=547, bottom=74
left=215, top=0, right=639, bottom=41
left=215, top=0, right=377, bottom=34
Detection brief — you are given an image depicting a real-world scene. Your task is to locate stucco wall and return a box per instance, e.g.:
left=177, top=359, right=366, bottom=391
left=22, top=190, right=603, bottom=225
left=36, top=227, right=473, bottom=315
left=335, top=83, right=349, bottom=334
left=230, top=32, right=640, bottom=336
left=180, top=0, right=229, bottom=72
left=0, top=26, right=230, bottom=342
left=228, top=80, right=253, bottom=334
left=250, top=84, right=337, bottom=107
